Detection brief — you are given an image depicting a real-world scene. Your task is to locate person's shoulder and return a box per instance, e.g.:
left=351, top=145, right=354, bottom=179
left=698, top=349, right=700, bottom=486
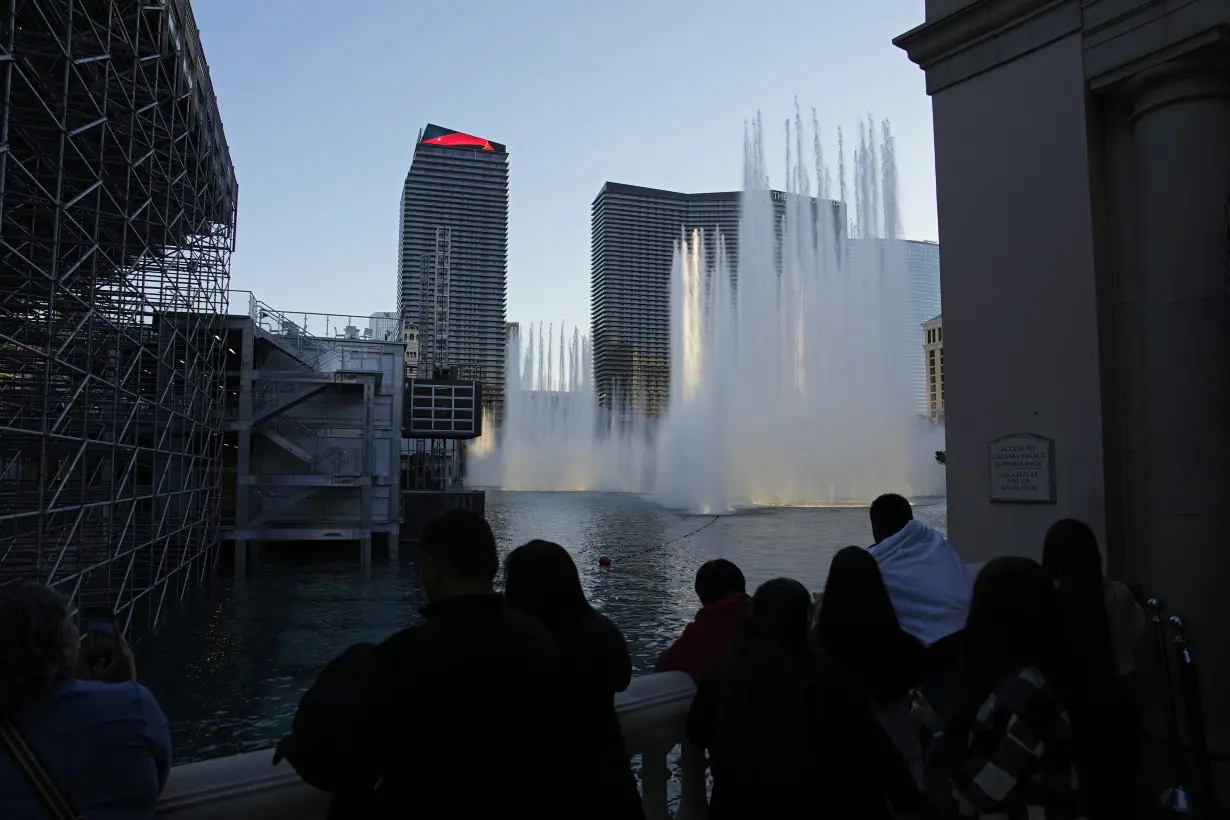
left=1104, top=580, right=1138, bottom=609
left=586, top=610, right=626, bottom=643
left=374, top=621, right=433, bottom=665
left=50, top=679, right=162, bottom=729
left=63, top=678, right=150, bottom=707
left=499, top=605, right=560, bottom=652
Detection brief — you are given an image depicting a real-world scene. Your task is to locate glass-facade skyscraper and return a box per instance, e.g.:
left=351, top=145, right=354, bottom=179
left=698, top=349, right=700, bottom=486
left=590, top=184, right=740, bottom=414
left=590, top=183, right=843, bottom=415
left=397, top=124, right=508, bottom=411
left=845, top=238, right=942, bottom=415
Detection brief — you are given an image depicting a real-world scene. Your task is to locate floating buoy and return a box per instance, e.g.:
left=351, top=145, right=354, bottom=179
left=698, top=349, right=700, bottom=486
left=598, top=556, right=612, bottom=568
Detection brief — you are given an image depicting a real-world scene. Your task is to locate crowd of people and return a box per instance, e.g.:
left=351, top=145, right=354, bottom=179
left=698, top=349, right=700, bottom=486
left=0, top=493, right=1148, bottom=819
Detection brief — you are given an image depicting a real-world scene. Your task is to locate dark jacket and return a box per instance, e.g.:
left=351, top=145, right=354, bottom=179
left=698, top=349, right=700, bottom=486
left=275, top=643, right=378, bottom=819
left=656, top=592, right=753, bottom=683
left=339, top=594, right=575, bottom=819
left=553, top=612, right=644, bottom=820
left=687, top=648, right=922, bottom=820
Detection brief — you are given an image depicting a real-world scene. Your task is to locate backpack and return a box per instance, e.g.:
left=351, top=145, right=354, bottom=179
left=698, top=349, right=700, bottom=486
left=274, top=642, right=378, bottom=797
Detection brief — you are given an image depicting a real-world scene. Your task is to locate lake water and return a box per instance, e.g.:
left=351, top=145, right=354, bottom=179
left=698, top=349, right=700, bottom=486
left=138, top=491, right=947, bottom=763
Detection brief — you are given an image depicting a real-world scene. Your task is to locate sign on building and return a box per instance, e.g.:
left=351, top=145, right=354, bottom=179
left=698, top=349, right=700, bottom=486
left=988, top=433, right=1055, bottom=503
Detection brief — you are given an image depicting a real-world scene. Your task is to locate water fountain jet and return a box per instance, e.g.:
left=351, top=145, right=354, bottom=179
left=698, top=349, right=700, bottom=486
left=468, top=110, right=945, bottom=511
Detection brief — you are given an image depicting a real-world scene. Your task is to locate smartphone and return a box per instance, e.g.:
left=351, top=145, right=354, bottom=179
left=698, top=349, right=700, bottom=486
left=81, top=608, right=117, bottom=667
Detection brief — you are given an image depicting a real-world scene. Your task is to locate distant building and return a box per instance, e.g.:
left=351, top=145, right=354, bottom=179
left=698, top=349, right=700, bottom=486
left=368, top=311, right=400, bottom=342
left=397, top=123, right=508, bottom=408
left=848, top=237, right=942, bottom=414
left=903, top=240, right=942, bottom=414
left=923, top=313, right=945, bottom=421
left=590, top=182, right=844, bottom=415
left=403, top=321, right=420, bottom=377
left=506, top=321, right=519, bottom=341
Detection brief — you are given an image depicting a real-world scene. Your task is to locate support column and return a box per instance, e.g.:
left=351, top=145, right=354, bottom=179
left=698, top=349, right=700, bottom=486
left=359, top=380, right=373, bottom=576
left=234, top=314, right=256, bottom=583
left=1121, top=55, right=1230, bottom=782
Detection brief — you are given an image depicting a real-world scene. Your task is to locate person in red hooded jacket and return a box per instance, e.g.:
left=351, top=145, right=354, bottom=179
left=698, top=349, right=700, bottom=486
left=656, top=559, right=753, bottom=683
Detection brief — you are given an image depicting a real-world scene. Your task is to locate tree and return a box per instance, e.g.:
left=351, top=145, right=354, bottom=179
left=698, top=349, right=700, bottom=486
left=935, top=450, right=947, bottom=466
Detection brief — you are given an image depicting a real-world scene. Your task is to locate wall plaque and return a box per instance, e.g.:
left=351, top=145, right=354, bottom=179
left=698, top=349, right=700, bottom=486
left=988, top=433, right=1055, bottom=503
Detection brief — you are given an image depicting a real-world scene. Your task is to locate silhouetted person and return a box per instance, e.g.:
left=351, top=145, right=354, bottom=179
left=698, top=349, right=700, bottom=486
left=1042, top=519, right=1144, bottom=681
left=869, top=493, right=971, bottom=710
left=1043, top=519, right=1140, bottom=819
left=657, top=559, right=752, bottom=683
left=504, top=540, right=644, bottom=820
left=0, top=583, right=170, bottom=819
left=688, top=578, right=923, bottom=820
left=818, top=546, right=928, bottom=784
left=338, top=510, right=572, bottom=819
left=928, top=557, right=1085, bottom=819
left=275, top=643, right=378, bottom=819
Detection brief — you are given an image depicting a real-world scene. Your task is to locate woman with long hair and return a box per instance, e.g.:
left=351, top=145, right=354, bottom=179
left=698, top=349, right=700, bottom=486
left=503, top=540, right=643, bottom=820
left=1042, top=519, right=1142, bottom=818
left=931, top=557, right=1085, bottom=818
left=818, top=546, right=928, bottom=783
left=688, top=577, right=922, bottom=820
left=1042, top=519, right=1145, bottom=681
left=0, top=583, right=171, bottom=819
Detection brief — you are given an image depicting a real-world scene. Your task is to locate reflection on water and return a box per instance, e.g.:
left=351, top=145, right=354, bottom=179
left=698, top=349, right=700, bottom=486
left=138, top=491, right=947, bottom=762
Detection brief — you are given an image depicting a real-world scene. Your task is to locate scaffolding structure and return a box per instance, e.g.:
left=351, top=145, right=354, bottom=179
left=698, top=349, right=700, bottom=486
left=0, top=0, right=238, bottom=630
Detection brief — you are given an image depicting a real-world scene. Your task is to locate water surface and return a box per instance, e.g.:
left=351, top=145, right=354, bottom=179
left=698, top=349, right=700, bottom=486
left=139, top=491, right=946, bottom=762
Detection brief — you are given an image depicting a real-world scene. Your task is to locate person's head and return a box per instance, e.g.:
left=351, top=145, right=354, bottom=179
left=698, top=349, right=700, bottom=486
left=418, top=509, right=499, bottom=602
left=817, top=546, right=900, bottom=655
left=0, top=583, right=79, bottom=716
left=747, top=578, right=814, bottom=647
left=1042, top=518, right=1104, bottom=586
left=503, top=540, right=592, bottom=634
left=959, top=556, right=1068, bottom=694
left=694, top=559, right=746, bottom=607
left=869, top=493, right=913, bottom=544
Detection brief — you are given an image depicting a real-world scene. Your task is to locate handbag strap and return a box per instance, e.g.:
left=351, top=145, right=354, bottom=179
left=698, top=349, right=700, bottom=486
left=0, top=718, right=84, bottom=820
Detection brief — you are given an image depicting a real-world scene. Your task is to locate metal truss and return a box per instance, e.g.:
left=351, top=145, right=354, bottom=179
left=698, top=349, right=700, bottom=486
left=0, top=0, right=238, bottom=632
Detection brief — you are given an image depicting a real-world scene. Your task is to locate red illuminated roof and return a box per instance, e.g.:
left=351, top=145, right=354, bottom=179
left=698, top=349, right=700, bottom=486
left=422, top=131, right=494, bottom=151
left=419, top=124, right=506, bottom=154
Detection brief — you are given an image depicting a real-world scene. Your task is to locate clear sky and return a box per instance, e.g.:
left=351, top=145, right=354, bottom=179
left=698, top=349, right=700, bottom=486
left=192, top=0, right=935, bottom=334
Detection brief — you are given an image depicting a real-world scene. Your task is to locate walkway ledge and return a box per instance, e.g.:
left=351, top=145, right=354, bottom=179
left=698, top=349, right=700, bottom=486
left=157, top=671, right=706, bottom=820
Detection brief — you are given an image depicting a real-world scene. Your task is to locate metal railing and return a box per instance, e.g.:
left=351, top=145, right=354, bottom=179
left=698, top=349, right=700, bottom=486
left=230, top=290, right=400, bottom=372
left=261, top=414, right=346, bottom=473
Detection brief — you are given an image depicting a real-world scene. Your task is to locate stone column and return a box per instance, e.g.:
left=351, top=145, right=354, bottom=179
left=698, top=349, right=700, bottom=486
left=1121, top=55, right=1230, bottom=783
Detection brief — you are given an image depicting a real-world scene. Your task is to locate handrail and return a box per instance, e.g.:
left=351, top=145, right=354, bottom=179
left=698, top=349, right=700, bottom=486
left=156, top=671, right=705, bottom=820
left=247, top=297, right=346, bottom=372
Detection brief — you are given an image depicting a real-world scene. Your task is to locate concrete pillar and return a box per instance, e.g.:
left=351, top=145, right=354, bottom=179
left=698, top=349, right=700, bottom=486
left=1121, top=56, right=1230, bottom=786
left=360, top=380, right=373, bottom=575
left=234, top=316, right=256, bottom=583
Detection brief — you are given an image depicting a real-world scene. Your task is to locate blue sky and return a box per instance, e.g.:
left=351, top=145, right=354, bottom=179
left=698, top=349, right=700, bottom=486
left=193, top=0, right=935, bottom=333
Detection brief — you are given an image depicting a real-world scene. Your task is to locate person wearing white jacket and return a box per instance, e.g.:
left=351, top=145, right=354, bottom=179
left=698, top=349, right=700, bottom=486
left=868, top=493, right=972, bottom=712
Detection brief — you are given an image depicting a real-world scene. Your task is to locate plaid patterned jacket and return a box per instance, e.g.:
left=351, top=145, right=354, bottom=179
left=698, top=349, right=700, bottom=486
left=949, top=665, right=1085, bottom=820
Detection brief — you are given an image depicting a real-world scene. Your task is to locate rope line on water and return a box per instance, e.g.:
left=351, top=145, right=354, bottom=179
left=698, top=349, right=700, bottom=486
left=661, top=515, right=721, bottom=548
left=613, top=514, right=722, bottom=566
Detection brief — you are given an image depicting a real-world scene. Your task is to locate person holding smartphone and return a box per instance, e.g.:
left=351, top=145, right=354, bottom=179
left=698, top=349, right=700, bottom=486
left=0, top=583, right=172, bottom=819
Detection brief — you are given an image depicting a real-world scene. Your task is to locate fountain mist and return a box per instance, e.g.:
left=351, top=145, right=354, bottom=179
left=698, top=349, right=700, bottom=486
left=466, top=323, right=650, bottom=492
left=469, top=111, right=945, bottom=510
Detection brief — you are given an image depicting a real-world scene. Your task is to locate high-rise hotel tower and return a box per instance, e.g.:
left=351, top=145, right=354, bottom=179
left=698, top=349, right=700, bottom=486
left=398, top=124, right=509, bottom=410
left=590, top=183, right=844, bottom=415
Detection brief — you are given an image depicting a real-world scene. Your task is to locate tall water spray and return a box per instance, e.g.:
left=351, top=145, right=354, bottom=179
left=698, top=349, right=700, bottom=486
left=465, top=323, right=650, bottom=491
left=655, top=113, right=922, bottom=512
left=471, top=110, right=944, bottom=510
